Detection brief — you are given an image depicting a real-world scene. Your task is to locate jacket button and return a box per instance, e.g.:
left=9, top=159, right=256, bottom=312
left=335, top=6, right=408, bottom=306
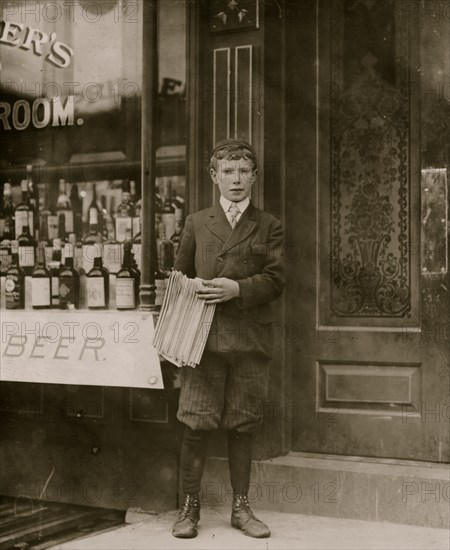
left=217, top=305, right=223, bottom=311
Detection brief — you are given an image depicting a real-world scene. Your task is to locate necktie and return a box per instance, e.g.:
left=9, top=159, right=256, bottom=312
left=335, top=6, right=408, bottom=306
left=228, top=202, right=240, bottom=229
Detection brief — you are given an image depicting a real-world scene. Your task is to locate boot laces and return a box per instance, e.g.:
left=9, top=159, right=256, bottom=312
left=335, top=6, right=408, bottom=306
left=179, top=494, right=199, bottom=519
left=233, top=494, right=251, bottom=509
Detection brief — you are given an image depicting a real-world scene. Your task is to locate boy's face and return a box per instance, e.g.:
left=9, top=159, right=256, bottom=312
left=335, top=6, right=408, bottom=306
left=210, top=158, right=256, bottom=203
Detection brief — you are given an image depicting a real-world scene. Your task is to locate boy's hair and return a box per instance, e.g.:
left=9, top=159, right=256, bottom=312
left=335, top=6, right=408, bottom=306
left=210, top=139, right=258, bottom=171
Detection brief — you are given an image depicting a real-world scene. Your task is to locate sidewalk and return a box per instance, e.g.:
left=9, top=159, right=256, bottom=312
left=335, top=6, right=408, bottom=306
left=51, top=506, right=449, bottom=550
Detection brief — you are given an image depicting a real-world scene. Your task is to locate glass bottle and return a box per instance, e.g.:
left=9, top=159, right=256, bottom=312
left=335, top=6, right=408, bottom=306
left=31, top=241, right=52, bottom=309
left=27, top=164, right=38, bottom=236
left=155, top=212, right=168, bottom=307
left=158, top=224, right=174, bottom=278
left=39, top=207, right=54, bottom=268
left=57, top=213, right=69, bottom=252
left=69, top=183, right=82, bottom=239
left=0, top=184, right=5, bottom=239
left=15, top=179, right=34, bottom=238
left=133, top=198, right=141, bottom=238
left=130, top=180, right=141, bottom=236
left=115, top=180, right=134, bottom=243
left=46, top=186, right=59, bottom=242
left=59, top=242, right=80, bottom=309
left=100, top=195, right=109, bottom=242
left=48, top=239, right=62, bottom=307
left=129, top=179, right=137, bottom=204
left=170, top=219, right=183, bottom=258
left=131, top=230, right=141, bottom=272
left=102, top=196, right=122, bottom=274
left=39, top=185, right=57, bottom=243
left=17, top=223, right=35, bottom=275
left=87, top=183, right=101, bottom=233
left=116, top=240, right=140, bottom=310
left=155, top=267, right=167, bottom=307
left=82, top=184, right=102, bottom=274
left=161, top=177, right=176, bottom=241
left=5, top=240, right=25, bottom=309
left=2, top=183, right=15, bottom=239
left=171, top=187, right=185, bottom=226
left=86, top=249, right=109, bottom=310
left=56, top=178, right=74, bottom=235
left=0, top=217, right=13, bottom=276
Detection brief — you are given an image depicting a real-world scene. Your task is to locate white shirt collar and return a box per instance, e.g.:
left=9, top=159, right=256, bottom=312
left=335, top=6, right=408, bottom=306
left=219, top=195, right=250, bottom=214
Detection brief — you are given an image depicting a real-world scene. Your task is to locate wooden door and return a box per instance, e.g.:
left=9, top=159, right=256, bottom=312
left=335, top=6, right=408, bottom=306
left=286, top=0, right=449, bottom=462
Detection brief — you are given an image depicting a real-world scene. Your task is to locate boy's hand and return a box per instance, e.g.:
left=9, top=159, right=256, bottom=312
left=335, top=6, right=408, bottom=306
left=196, top=278, right=241, bottom=303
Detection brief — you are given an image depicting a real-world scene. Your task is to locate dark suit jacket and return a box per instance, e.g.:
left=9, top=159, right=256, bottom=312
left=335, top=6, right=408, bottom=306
left=174, top=201, right=285, bottom=358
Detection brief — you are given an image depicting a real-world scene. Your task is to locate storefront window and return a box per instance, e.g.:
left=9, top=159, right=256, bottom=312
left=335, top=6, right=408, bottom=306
left=0, top=0, right=187, bottom=292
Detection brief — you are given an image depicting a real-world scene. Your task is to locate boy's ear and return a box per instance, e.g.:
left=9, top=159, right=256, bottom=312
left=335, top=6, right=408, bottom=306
left=210, top=167, right=218, bottom=184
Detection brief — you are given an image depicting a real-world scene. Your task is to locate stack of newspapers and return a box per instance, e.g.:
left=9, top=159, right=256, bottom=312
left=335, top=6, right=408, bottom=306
left=153, top=271, right=216, bottom=368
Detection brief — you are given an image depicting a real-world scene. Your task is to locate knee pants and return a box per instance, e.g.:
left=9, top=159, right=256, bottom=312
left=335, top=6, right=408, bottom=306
left=177, top=351, right=269, bottom=433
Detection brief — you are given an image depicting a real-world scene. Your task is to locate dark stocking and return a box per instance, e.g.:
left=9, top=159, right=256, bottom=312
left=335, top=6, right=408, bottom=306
left=180, top=426, right=211, bottom=495
left=228, top=429, right=253, bottom=495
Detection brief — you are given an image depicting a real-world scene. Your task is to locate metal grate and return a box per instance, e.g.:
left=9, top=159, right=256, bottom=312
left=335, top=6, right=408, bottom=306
left=0, top=497, right=124, bottom=550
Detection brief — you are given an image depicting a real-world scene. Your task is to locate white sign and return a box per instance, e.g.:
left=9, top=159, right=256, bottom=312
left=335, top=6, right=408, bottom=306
left=0, top=310, right=163, bottom=389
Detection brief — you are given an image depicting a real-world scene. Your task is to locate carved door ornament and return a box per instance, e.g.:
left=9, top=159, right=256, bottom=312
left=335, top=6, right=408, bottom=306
left=327, top=0, right=415, bottom=319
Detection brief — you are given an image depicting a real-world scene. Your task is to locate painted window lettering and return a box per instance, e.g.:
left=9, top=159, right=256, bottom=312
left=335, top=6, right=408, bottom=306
left=0, top=96, right=76, bottom=131
left=0, top=22, right=73, bottom=68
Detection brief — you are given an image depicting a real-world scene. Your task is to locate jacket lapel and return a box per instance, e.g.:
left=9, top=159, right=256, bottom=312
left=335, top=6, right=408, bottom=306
left=221, top=202, right=258, bottom=254
left=205, top=202, right=259, bottom=253
left=205, top=204, right=233, bottom=243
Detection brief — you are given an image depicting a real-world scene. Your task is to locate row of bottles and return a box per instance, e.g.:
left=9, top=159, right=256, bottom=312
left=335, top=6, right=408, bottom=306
left=0, top=172, right=141, bottom=244
left=0, top=176, right=186, bottom=280
left=0, top=172, right=185, bottom=244
left=3, top=240, right=140, bottom=311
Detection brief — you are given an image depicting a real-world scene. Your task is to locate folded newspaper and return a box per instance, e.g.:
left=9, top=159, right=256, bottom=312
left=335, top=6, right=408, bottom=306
left=152, top=271, right=216, bottom=367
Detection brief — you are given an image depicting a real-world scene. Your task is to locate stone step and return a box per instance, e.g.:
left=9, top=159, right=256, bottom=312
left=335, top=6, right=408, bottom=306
left=201, top=452, right=450, bottom=529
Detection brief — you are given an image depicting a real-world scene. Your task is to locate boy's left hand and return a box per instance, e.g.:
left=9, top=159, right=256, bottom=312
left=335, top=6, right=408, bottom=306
left=196, top=278, right=241, bottom=303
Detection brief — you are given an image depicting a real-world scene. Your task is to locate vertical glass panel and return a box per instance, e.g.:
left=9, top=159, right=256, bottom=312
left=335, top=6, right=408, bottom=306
left=421, top=168, right=448, bottom=274
left=235, top=46, right=252, bottom=143
left=155, top=0, right=187, bottom=244
left=420, top=1, right=449, bottom=275
left=213, top=48, right=231, bottom=144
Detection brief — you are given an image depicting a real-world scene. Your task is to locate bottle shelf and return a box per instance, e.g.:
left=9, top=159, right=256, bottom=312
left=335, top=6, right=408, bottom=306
left=0, top=150, right=186, bottom=185
left=1, top=173, right=186, bottom=310
left=1, top=274, right=142, bottom=311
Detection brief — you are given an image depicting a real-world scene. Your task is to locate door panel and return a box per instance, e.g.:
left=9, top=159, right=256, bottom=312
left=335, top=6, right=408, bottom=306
left=288, top=0, right=449, bottom=461
left=319, top=0, right=420, bottom=328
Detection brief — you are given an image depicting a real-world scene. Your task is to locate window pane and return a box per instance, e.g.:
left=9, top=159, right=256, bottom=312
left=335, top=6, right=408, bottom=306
left=420, top=1, right=449, bottom=274
left=0, top=0, right=142, bottom=169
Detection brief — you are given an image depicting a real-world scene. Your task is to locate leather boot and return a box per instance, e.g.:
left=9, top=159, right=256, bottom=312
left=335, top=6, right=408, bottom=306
left=172, top=494, right=200, bottom=538
left=231, top=494, right=270, bottom=538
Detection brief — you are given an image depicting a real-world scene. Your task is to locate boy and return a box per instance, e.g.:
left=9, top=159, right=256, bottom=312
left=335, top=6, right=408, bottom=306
left=172, top=139, right=285, bottom=538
